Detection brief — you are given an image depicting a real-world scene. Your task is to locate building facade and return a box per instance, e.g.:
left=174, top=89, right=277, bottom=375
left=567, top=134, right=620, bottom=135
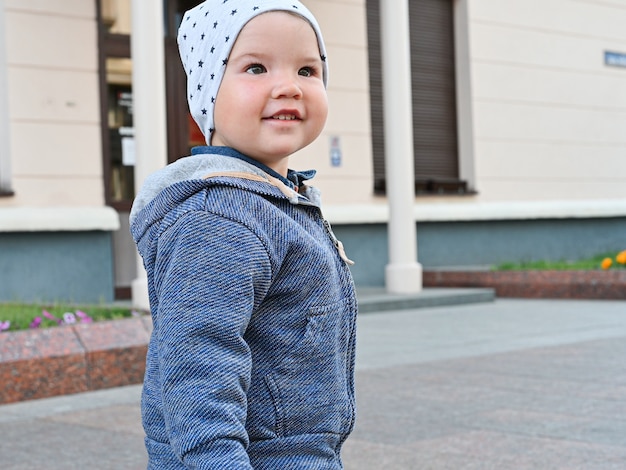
left=1, top=0, right=625, bottom=303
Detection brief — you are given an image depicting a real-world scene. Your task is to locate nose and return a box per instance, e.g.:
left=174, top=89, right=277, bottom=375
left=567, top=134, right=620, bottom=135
left=271, top=72, right=303, bottom=99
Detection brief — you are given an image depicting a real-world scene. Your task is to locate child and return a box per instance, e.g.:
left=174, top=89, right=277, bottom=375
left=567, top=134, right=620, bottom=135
left=129, top=1, right=358, bottom=468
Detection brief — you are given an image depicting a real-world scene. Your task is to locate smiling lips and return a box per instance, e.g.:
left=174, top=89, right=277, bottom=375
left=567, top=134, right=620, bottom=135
left=272, top=114, right=299, bottom=120
left=266, top=110, right=302, bottom=121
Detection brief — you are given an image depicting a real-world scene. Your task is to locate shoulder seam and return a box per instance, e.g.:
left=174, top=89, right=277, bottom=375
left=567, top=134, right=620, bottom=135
left=203, top=171, right=298, bottom=202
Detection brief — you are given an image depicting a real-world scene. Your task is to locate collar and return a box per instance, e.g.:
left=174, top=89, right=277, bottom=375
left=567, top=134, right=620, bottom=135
left=190, top=146, right=316, bottom=191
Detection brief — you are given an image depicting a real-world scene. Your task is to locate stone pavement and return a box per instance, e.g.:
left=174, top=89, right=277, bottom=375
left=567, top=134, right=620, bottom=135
left=1, top=298, right=625, bottom=469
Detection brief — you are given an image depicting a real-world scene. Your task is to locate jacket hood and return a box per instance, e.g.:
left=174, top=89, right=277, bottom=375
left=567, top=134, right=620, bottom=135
left=129, top=151, right=322, bottom=255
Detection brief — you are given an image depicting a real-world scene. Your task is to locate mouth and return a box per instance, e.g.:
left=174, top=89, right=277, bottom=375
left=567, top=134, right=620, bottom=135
left=265, top=110, right=302, bottom=121
left=271, top=114, right=299, bottom=121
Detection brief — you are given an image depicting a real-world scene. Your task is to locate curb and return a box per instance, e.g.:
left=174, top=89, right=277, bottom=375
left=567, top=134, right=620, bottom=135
left=423, top=269, right=626, bottom=300
left=0, top=317, right=152, bottom=404
left=356, top=287, right=495, bottom=313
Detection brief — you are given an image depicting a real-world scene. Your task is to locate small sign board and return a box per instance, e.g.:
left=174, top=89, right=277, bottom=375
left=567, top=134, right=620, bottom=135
left=330, top=136, right=342, bottom=167
left=120, top=127, right=135, bottom=166
left=605, top=51, right=626, bottom=68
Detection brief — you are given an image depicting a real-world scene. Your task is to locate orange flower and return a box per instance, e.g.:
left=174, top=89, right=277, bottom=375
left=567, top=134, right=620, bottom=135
left=616, top=250, right=626, bottom=265
left=601, top=257, right=613, bottom=270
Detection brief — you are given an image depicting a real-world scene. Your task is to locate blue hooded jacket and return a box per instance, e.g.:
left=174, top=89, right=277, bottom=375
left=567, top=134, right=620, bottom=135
left=130, top=147, right=357, bottom=469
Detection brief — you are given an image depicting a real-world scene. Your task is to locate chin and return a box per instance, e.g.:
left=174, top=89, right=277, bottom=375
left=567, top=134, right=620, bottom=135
left=263, top=146, right=304, bottom=160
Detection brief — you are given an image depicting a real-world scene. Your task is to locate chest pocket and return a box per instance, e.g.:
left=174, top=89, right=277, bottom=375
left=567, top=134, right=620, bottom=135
left=264, top=299, right=356, bottom=437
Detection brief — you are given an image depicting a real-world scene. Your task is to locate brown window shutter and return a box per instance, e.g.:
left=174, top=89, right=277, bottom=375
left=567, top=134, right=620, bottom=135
left=367, top=0, right=466, bottom=195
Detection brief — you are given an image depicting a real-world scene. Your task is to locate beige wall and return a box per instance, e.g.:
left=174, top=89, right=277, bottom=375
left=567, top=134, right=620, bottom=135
left=296, top=0, right=377, bottom=205
left=468, top=0, right=626, bottom=202
left=1, top=0, right=103, bottom=208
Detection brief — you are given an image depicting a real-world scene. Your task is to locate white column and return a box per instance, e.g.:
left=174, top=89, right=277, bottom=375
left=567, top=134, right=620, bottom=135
left=0, top=0, right=13, bottom=193
left=380, top=0, right=423, bottom=294
left=130, top=0, right=168, bottom=310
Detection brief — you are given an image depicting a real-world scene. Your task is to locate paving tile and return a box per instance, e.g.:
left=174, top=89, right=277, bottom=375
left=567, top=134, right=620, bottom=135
left=46, top=404, right=144, bottom=436
left=405, top=430, right=626, bottom=470
left=0, top=420, right=147, bottom=470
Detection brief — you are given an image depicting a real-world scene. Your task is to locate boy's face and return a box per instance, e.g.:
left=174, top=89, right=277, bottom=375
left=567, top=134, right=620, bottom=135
left=211, top=12, right=328, bottom=176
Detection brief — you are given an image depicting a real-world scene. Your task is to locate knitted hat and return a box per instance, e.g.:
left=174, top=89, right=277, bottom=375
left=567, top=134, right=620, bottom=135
left=177, top=0, right=329, bottom=145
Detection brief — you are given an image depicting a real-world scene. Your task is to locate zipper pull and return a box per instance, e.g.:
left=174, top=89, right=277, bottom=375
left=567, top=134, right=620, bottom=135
left=323, top=219, right=355, bottom=266
left=336, top=239, right=355, bottom=266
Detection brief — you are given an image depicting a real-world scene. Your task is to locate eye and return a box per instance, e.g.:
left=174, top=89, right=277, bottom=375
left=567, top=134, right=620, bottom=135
left=298, top=66, right=316, bottom=77
left=246, top=64, right=266, bottom=75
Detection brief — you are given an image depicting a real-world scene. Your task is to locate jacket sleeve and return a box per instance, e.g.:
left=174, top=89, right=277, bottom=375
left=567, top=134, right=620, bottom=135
left=152, top=210, right=272, bottom=469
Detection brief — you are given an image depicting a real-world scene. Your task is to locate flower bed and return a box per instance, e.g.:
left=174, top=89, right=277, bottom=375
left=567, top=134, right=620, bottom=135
left=601, top=249, right=626, bottom=270
left=0, top=303, right=141, bottom=334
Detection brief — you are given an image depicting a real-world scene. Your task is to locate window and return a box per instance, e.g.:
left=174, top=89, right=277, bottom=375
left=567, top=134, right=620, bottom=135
left=367, top=0, right=467, bottom=195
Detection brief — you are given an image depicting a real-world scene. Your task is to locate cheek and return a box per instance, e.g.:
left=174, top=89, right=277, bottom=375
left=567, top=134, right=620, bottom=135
left=214, top=97, right=244, bottom=139
left=214, top=79, right=254, bottom=119
left=311, top=89, right=329, bottom=127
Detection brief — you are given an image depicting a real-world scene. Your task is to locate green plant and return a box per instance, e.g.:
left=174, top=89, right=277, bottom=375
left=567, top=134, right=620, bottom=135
left=0, top=302, right=144, bottom=333
left=493, top=252, right=624, bottom=271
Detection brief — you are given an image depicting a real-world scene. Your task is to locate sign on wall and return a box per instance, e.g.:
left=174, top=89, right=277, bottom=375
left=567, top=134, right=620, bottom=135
left=330, top=136, right=342, bottom=167
left=604, top=51, right=626, bottom=68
